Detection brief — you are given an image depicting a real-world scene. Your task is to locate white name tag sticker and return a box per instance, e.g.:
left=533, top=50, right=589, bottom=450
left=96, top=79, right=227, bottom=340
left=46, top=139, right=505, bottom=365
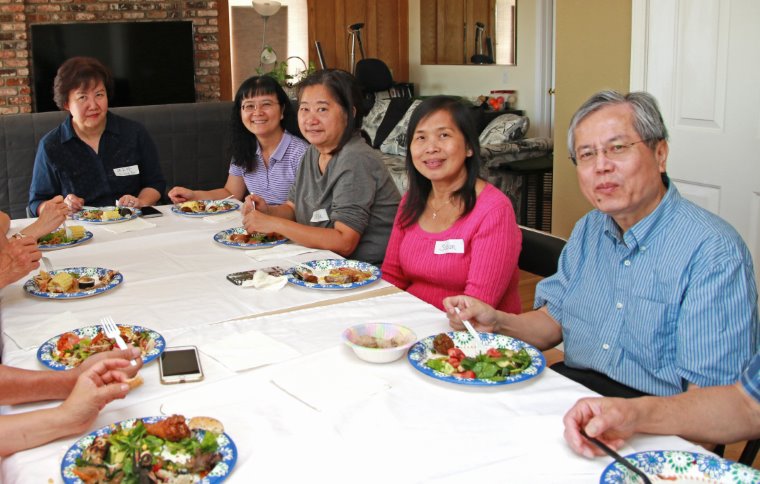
left=310, top=208, right=330, bottom=223
left=114, top=165, right=139, bottom=176
left=434, top=239, right=465, bottom=254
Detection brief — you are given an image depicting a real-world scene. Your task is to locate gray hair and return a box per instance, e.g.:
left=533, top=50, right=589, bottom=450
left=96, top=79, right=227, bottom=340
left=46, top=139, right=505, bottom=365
left=567, top=90, right=669, bottom=162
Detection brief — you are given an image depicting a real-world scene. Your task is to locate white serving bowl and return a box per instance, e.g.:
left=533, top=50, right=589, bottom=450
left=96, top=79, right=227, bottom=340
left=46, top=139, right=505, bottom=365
left=341, top=323, right=417, bottom=363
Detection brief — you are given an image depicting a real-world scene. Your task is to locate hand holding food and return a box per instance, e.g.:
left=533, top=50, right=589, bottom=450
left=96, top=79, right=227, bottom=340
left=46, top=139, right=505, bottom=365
left=28, top=195, right=68, bottom=238
left=58, top=358, right=137, bottom=435
left=168, top=186, right=195, bottom=203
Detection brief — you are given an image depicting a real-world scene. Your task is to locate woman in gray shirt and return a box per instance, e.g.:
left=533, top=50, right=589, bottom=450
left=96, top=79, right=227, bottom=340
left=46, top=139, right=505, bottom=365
left=242, top=69, right=400, bottom=264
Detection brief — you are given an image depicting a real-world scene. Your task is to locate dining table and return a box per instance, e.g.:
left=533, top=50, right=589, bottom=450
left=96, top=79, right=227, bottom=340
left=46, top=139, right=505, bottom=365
left=0, top=204, right=708, bottom=483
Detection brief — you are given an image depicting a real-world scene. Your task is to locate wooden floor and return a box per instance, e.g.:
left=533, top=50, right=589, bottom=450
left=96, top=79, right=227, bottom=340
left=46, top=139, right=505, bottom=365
left=518, top=270, right=759, bottom=469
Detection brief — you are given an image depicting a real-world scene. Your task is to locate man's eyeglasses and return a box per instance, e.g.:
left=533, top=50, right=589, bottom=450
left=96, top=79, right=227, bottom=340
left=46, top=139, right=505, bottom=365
left=241, top=101, right=278, bottom=113
left=570, top=140, right=651, bottom=165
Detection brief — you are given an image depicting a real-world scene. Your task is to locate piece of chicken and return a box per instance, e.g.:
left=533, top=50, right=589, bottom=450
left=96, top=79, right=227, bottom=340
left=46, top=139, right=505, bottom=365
left=143, top=415, right=190, bottom=442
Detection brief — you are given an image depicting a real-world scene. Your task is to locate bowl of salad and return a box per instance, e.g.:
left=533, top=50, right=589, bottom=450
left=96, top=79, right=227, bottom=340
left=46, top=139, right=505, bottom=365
left=342, top=323, right=417, bottom=363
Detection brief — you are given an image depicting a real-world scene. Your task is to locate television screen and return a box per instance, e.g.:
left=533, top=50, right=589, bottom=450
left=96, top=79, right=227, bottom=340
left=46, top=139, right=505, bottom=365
left=31, top=21, right=196, bottom=112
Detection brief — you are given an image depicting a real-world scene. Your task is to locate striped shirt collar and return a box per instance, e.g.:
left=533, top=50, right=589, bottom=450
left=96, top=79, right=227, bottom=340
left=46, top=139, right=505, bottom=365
left=257, top=130, right=294, bottom=166
left=603, top=177, right=679, bottom=250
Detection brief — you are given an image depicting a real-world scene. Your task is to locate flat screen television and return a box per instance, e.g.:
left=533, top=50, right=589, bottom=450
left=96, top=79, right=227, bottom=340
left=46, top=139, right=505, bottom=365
left=31, top=21, right=196, bottom=112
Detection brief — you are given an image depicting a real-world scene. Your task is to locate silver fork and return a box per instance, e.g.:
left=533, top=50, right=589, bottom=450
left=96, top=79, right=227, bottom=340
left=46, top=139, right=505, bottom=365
left=40, top=256, right=53, bottom=272
left=101, top=316, right=137, bottom=366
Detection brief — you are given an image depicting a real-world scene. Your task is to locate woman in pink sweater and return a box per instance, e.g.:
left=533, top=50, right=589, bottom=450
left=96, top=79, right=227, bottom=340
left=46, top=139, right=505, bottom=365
left=382, top=96, right=522, bottom=313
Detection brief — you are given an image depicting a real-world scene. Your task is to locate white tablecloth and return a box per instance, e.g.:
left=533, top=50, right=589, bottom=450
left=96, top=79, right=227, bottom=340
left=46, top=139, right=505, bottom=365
left=1, top=206, right=390, bottom=357
left=1, top=288, right=705, bottom=483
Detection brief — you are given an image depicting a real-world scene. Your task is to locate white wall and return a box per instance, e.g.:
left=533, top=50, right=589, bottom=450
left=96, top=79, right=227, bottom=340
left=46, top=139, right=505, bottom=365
left=408, top=0, right=549, bottom=137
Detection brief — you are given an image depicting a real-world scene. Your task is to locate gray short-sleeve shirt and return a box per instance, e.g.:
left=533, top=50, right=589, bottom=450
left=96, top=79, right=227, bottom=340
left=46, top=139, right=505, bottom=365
left=288, top=134, right=400, bottom=264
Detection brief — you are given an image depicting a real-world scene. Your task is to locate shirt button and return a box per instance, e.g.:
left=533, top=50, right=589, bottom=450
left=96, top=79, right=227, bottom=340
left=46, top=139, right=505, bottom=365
left=616, top=302, right=623, bottom=310
left=641, top=246, right=647, bottom=251
left=624, top=260, right=631, bottom=267
left=602, top=343, right=610, bottom=350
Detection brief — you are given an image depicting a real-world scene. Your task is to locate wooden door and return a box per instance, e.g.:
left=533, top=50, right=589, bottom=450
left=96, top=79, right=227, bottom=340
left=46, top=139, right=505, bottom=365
left=420, top=0, right=495, bottom=65
left=307, top=0, right=409, bottom=81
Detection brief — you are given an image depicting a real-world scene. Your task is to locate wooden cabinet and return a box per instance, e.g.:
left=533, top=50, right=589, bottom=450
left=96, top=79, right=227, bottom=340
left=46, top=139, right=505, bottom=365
left=421, top=0, right=495, bottom=65
left=307, top=0, right=409, bottom=82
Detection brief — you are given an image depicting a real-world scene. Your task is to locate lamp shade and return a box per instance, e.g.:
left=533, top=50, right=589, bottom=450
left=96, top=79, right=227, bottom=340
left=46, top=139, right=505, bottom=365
left=252, top=1, right=281, bottom=17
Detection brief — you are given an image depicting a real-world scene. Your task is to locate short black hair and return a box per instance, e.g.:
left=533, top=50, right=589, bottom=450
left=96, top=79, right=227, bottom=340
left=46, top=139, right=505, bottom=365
left=53, top=57, right=114, bottom=110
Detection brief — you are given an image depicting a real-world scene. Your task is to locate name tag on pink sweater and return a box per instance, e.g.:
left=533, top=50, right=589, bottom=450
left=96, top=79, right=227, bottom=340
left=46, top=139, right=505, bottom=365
left=434, top=239, right=464, bottom=254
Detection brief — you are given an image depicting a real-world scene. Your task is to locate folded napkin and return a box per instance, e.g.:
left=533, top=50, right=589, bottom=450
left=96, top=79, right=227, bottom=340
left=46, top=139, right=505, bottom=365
left=101, top=217, right=156, bottom=234
left=203, top=211, right=241, bottom=224
left=272, top=352, right=391, bottom=411
left=240, top=270, right=288, bottom=291
left=246, top=243, right=319, bottom=262
left=4, top=310, right=83, bottom=349
left=200, top=330, right=301, bottom=372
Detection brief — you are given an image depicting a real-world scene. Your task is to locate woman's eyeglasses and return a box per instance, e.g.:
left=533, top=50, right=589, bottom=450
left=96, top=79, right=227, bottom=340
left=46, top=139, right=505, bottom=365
left=241, top=101, right=278, bottom=113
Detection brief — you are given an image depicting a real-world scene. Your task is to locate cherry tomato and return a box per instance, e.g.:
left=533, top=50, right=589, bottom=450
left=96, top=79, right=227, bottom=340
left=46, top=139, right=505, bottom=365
left=448, top=357, right=461, bottom=367
left=56, top=332, right=80, bottom=352
left=455, top=370, right=476, bottom=379
left=447, top=347, right=465, bottom=360
left=486, top=348, right=502, bottom=358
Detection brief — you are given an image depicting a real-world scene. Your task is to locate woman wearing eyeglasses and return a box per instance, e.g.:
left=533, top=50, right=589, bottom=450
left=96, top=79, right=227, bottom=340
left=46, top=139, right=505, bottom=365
left=28, top=57, right=166, bottom=215
left=169, top=76, right=308, bottom=206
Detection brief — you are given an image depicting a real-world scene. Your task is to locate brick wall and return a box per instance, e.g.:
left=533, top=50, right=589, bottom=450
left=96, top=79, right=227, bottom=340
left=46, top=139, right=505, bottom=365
left=0, top=0, right=222, bottom=115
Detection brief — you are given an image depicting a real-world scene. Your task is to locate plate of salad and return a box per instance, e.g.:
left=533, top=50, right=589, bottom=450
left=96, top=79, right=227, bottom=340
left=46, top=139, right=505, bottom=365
left=37, top=226, right=93, bottom=251
left=61, top=415, right=237, bottom=483
left=600, top=450, right=760, bottom=483
left=213, top=227, right=288, bottom=249
left=407, top=331, right=546, bottom=386
left=37, top=323, right=165, bottom=370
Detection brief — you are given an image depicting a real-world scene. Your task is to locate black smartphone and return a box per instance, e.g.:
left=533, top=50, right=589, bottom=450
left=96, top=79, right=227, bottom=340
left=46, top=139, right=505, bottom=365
left=140, top=206, right=163, bottom=218
left=226, top=267, right=286, bottom=285
left=158, top=346, right=204, bottom=384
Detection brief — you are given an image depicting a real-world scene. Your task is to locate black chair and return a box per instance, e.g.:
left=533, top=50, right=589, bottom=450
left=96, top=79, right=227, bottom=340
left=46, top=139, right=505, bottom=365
left=738, top=439, right=759, bottom=466
left=354, top=58, right=413, bottom=108
left=517, top=225, right=566, bottom=277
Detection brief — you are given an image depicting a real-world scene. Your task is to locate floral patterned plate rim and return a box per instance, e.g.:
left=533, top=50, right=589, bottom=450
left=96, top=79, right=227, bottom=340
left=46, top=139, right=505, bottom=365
left=71, top=207, right=141, bottom=224
left=407, top=331, right=546, bottom=386
left=171, top=200, right=239, bottom=217
left=60, top=415, right=237, bottom=483
left=213, top=226, right=289, bottom=250
left=38, top=231, right=94, bottom=251
left=23, top=267, right=123, bottom=299
left=600, top=450, right=760, bottom=483
left=285, top=259, right=381, bottom=290
left=37, top=323, right=166, bottom=371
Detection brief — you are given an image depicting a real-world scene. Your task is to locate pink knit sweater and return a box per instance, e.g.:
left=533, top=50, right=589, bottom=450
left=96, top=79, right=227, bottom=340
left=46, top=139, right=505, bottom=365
left=382, top=183, right=522, bottom=313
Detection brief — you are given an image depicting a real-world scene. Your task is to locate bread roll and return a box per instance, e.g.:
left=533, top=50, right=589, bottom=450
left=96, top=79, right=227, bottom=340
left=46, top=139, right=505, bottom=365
left=188, top=416, right=224, bottom=434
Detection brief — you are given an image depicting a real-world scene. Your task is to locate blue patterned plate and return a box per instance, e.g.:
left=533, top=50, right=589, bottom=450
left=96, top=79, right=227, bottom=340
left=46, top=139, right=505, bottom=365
left=213, top=227, right=289, bottom=250
left=286, top=259, right=381, bottom=290
left=37, top=324, right=165, bottom=370
left=600, top=450, right=760, bottom=483
left=61, top=415, right=237, bottom=483
left=38, top=230, right=93, bottom=251
left=72, top=206, right=140, bottom=224
left=172, top=200, right=239, bottom=217
left=23, top=267, right=123, bottom=299
left=407, top=331, right=546, bottom=386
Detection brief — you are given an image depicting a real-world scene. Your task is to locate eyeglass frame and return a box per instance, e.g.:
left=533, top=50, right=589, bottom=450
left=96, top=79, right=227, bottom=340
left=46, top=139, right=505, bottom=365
left=240, top=100, right=280, bottom=113
left=569, top=139, right=656, bottom=166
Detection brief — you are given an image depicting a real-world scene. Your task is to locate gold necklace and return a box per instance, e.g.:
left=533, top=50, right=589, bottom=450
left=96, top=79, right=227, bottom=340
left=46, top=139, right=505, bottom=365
left=429, top=198, right=452, bottom=220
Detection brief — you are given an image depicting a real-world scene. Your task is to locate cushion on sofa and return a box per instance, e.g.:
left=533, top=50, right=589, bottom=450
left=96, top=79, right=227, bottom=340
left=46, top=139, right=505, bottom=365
left=371, top=98, right=416, bottom=149
left=478, top=113, right=529, bottom=145
left=361, top=98, right=390, bottom=146
left=379, top=99, right=422, bottom=157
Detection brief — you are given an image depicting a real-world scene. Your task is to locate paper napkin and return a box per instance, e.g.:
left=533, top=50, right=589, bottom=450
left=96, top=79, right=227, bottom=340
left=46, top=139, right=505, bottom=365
left=200, top=330, right=301, bottom=372
left=272, top=352, right=391, bottom=411
left=246, top=244, right=319, bottom=262
left=240, top=270, right=288, bottom=290
left=101, top=217, right=157, bottom=234
left=4, top=310, right=83, bottom=349
left=203, top=211, right=241, bottom=224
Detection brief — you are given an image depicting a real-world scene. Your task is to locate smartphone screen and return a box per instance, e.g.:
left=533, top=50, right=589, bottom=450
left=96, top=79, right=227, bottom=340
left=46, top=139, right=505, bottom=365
left=159, top=346, right=204, bottom=384
left=140, top=206, right=163, bottom=218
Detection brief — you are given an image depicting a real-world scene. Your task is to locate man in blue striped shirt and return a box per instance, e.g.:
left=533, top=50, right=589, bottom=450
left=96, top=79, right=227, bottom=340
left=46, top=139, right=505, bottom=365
left=444, top=90, right=758, bottom=397
left=563, top=353, right=760, bottom=458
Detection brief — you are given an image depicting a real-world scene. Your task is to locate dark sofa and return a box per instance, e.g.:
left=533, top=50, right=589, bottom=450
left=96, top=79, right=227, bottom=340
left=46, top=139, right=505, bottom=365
left=0, top=101, right=236, bottom=219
